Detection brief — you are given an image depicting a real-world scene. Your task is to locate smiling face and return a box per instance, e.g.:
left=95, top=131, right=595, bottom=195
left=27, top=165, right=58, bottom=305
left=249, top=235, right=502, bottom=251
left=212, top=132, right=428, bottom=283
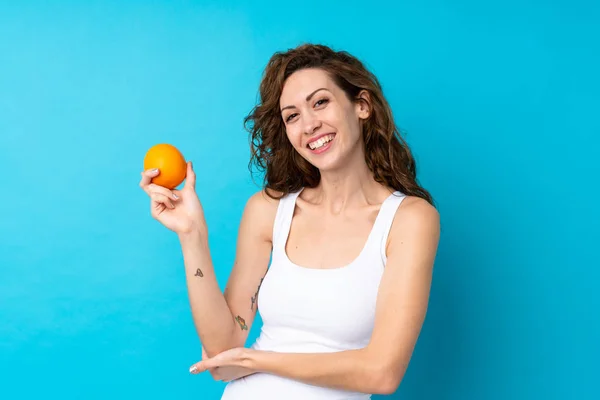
left=279, top=68, right=370, bottom=172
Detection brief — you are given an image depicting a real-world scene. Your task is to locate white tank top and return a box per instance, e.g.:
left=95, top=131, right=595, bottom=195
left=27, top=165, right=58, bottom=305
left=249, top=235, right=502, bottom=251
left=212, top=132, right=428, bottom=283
left=221, top=188, right=406, bottom=400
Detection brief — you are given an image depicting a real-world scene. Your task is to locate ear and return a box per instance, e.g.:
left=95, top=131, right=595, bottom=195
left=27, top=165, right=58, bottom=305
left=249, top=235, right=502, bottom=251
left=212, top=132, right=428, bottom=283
left=355, top=90, right=371, bottom=120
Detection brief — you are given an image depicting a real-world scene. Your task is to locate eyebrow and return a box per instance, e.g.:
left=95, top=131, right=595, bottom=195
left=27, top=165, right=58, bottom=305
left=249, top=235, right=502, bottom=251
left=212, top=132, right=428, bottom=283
left=280, top=88, right=329, bottom=113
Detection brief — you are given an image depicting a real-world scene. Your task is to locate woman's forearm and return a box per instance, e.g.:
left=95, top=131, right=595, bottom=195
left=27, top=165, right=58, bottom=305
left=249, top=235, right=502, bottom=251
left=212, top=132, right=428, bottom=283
left=246, top=348, right=397, bottom=395
left=179, top=228, right=238, bottom=357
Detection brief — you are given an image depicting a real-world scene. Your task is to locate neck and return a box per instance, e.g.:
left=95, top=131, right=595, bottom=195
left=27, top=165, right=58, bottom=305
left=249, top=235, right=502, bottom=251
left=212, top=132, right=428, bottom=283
left=313, top=159, right=385, bottom=214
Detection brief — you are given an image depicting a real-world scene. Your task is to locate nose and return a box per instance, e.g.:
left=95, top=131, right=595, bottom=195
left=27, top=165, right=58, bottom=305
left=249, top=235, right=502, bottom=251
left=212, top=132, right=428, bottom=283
left=302, top=112, right=322, bottom=135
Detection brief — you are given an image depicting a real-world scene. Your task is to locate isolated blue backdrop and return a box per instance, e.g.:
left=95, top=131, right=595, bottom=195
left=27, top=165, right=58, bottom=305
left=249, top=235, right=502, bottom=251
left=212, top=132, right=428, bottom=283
left=1, top=1, right=598, bottom=399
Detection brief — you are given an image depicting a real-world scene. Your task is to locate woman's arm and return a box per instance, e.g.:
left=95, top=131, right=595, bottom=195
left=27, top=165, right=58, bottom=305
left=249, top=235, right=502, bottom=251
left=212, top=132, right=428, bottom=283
left=246, top=348, right=386, bottom=393
left=251, top=197, right=439, bottom=393
left=192, top=196, right=440, bottom=394
left=180, top=189, right=278, bottom=358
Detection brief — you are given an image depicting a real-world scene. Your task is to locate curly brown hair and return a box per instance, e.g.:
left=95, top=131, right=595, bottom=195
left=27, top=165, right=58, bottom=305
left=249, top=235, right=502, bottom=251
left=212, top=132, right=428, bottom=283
left=244, top=43, right=434, bottom=206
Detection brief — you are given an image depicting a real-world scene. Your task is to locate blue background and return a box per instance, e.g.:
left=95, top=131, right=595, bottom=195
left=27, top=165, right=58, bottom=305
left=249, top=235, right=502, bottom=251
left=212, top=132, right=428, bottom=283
left=1, top=1, right=598, bottom=399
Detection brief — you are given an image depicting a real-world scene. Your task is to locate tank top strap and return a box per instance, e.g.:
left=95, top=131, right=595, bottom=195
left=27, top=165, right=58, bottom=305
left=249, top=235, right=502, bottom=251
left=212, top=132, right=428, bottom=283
left=367, top=191, right=407, bottom=265
left=271, top=189, right=304, bottom=253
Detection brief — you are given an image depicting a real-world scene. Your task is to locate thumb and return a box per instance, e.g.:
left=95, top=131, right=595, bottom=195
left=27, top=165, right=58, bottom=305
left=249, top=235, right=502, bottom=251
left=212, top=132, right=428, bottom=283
left=189, top=360, right=210, bottom=374
left=184, top=161, right=196, bottom=190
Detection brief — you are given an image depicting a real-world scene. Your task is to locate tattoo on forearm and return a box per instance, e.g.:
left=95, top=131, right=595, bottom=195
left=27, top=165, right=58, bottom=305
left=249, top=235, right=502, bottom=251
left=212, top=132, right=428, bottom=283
left=250, top=275, right=266, bottom=311
left=194, top=268, right=203, bottom=278
left=235, top=315, right=248, bottom=331
left=250, top=270, right=269, bottom=311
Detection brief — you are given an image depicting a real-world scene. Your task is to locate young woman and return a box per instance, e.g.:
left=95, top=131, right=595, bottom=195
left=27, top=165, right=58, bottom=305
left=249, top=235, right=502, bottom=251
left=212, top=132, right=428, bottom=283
left=139, top=43, right=440, bottom=399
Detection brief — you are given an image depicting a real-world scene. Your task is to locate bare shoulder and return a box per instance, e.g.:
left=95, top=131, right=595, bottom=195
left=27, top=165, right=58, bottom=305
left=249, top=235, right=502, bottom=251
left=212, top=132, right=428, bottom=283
left=397, top=196, right=439, bottom=226
left=387, top=196, right=440, bottom=253
left=245, top=188, right=282, bottom=215
left=242, top=188, right=283, bottom=242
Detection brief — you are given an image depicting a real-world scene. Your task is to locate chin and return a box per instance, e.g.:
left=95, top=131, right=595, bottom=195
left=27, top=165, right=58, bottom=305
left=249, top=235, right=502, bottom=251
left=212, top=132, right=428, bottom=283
left=306, top=154, right=343, bottom=172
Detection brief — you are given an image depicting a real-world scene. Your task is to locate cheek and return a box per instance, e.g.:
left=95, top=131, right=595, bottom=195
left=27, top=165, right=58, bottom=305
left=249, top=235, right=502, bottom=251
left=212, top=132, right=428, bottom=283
left=326, top=107, right=354, bottom=134
left=343, top=115, right=362, bottom=141
left=285, top=129, right=304, bottom=151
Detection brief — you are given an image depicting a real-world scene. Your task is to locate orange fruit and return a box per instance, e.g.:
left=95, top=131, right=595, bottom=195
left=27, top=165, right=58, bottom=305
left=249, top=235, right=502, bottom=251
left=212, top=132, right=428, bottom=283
left=143, top=143, right=187, bottom=189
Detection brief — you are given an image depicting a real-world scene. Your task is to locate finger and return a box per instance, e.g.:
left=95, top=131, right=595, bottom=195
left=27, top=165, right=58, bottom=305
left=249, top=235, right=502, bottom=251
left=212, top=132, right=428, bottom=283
left=184, top=161, right=196, bottom=190
left=139, top=168, right=160, bottom=191
left=189, top=361, right=209, bottom=374
left=148, top=184, right=180, bottom=202
left=150, top=192, right=175, bottom=209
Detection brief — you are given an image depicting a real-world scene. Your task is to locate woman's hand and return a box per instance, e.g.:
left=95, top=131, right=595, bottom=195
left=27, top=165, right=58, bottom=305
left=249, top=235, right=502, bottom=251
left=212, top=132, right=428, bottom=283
left=190, top=347, right=256, bottom=382
left=139, top=161, right=206, bottom=234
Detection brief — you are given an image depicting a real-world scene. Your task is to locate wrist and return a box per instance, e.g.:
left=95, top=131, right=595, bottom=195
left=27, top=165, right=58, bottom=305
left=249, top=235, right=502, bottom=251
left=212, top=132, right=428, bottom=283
left=242, top=348, right=265, bottom=371
left=178, top=225, right=208, bottom=244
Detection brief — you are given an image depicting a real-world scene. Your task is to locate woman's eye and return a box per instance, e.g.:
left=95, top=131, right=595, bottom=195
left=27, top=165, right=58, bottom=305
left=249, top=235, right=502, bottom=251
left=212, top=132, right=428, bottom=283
left=315, top=98, right=329, bottom=107
left=286, top=113, right=298, bottom=122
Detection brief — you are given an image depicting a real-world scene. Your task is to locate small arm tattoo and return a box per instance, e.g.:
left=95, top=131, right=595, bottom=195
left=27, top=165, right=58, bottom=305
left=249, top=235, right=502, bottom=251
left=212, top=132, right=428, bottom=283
left=250, top=277, right=265, bottom=311
left=194, top=268, right=203, bottom=277
left=235, top=315, right=248, bottom=331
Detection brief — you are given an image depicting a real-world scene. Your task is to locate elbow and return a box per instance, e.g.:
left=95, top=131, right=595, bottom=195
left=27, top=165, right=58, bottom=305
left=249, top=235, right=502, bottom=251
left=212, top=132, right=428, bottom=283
left=375, top=373, right=402, bottom=395
left=368, top=365, right=404, bottom=395
left=361, top=346, right=408, bottom=394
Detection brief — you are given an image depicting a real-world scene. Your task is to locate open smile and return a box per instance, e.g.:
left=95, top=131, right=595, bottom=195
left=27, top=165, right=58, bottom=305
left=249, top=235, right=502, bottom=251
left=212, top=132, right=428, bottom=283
left=307, top=133, right=335, bottom=154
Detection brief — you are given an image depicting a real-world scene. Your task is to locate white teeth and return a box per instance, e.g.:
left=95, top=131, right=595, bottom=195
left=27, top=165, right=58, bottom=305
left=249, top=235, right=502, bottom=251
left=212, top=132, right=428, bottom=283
left=309, top=134, right=334, bottom=150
